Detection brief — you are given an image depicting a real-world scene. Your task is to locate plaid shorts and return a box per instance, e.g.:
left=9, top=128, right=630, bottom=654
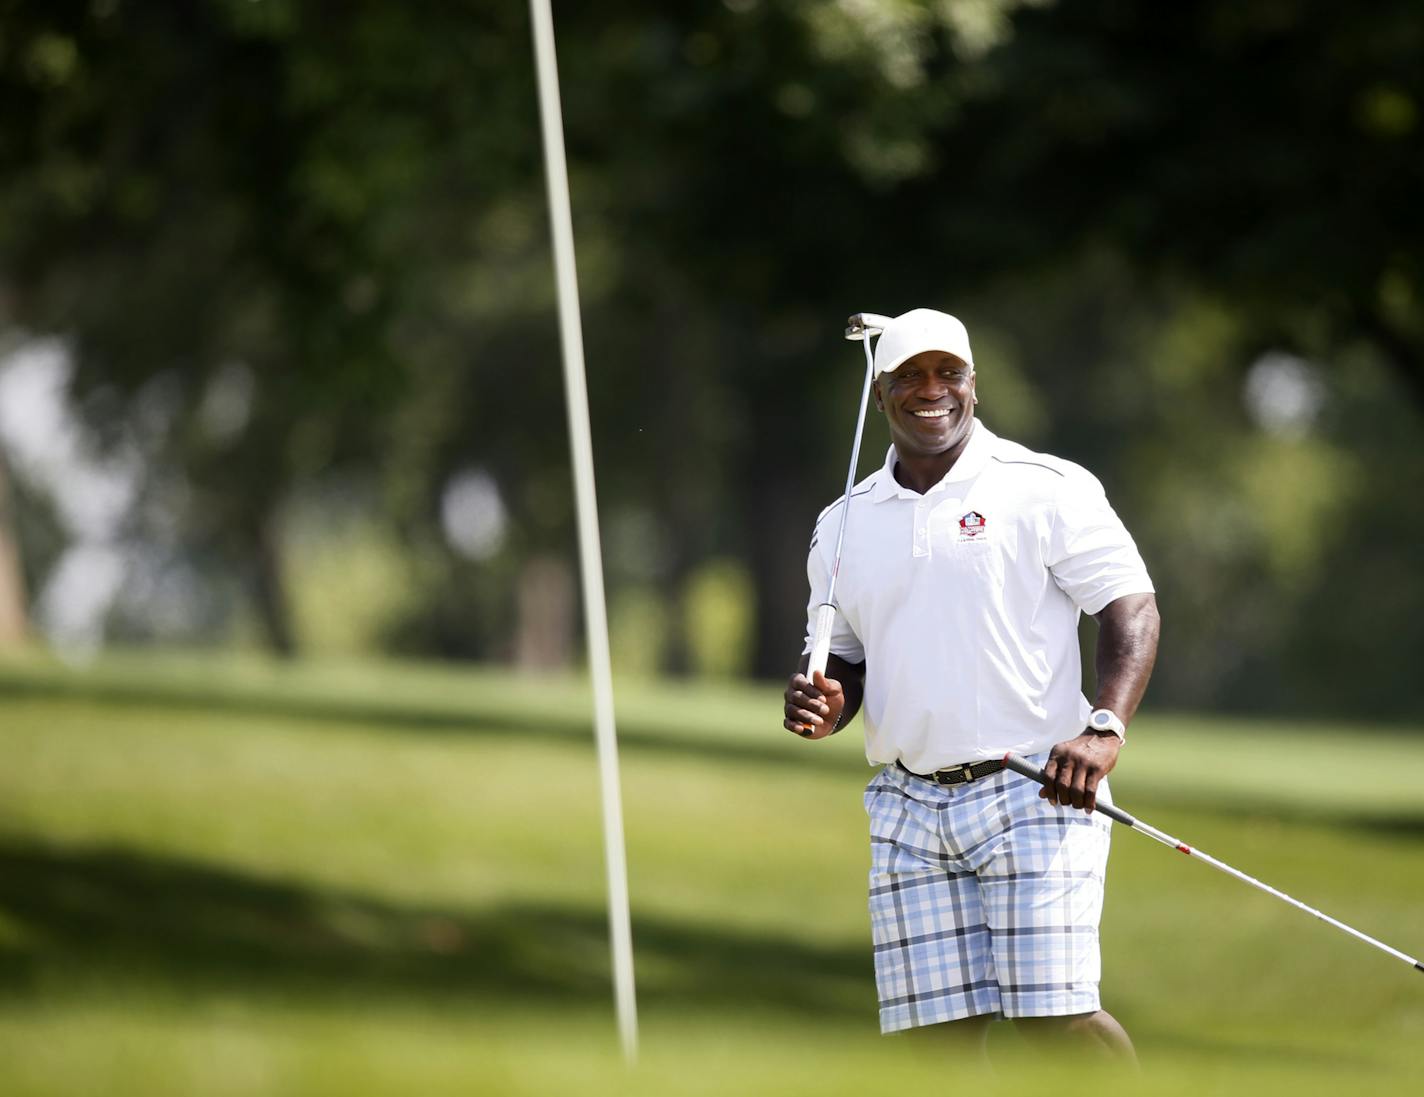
left=865, top=753, right=1113, bottom=1033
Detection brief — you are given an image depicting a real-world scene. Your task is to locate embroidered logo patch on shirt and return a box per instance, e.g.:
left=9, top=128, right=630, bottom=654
left=958, top=511, right=987, bottom=540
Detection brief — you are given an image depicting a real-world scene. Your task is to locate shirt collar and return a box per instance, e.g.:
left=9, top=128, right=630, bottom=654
left=870, top=420, right=996, bottom=502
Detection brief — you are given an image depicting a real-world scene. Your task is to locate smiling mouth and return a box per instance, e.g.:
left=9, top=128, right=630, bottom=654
left=912, top=407, right=956, bottom=418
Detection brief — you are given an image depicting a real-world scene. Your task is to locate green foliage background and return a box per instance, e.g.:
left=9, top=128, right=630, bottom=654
left=2, top=3, right=1422, bottom=702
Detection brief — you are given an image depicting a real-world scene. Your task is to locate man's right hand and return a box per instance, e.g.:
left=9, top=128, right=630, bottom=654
left=783, top=670, right=846, bottom=739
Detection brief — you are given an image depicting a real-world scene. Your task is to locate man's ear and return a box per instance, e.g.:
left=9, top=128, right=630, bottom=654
left=871, top=378, right=884, bottom=411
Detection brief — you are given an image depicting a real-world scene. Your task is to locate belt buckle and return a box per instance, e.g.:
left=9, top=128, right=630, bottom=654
left=935, top=762, right=974, bottom=786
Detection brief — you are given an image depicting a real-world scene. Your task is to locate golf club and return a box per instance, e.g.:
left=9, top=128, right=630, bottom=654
left=1003, top=752, right=1424, bottom=974
left=805, top=312, right=893, bottom=684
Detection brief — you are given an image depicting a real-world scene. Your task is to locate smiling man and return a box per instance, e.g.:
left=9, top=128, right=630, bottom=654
left=783, top=308, right=1160, bottom=1059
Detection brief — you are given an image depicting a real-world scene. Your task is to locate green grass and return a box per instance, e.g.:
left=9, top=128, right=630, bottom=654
left=0, top=648, right=1421, bottom=1095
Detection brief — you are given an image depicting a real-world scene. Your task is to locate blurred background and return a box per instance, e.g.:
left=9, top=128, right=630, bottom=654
left=1, top=2, right=1421, bottom=1095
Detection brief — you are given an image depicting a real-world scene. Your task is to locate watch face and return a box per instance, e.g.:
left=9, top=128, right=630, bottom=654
left=1091, top=712, right=1110, bottom=728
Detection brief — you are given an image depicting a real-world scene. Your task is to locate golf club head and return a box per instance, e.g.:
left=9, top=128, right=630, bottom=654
left=845, top=312, right=893, bottom=341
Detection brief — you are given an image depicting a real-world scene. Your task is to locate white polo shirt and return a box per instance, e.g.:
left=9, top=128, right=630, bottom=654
left=803, top=421, right=1154, bottom=773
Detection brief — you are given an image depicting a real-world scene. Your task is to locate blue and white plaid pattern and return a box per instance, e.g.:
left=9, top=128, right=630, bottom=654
left=865, top=753, right=1112, bottom=1033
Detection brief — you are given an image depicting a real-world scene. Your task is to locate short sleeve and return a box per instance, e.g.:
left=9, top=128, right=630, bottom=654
left=803, top=523, right=866, bottom=663
left=1046, top=469, right=1155, bottom=615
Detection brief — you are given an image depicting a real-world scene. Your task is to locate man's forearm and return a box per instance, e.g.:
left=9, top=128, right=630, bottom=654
left=1092, top=593, right=1160, bottom=724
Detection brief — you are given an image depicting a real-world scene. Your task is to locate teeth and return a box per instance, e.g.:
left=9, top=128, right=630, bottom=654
left=913, top=408, right=952, bottom=418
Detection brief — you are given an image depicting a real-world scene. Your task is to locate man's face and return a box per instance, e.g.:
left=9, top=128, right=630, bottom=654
left=872, top=350, right=976, bottom=459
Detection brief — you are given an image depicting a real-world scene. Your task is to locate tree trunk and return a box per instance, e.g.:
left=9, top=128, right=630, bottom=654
left=747, top=467, right=816, bottom=680
left=515, top=554, right=575, bottom=670
left=657, top=544, right=694, bottom=677
left=251, top=510, right=296, bottom=656
left=0, top=452, right=28, bottom=646
left=1359, top=307, right=1424, bottom=412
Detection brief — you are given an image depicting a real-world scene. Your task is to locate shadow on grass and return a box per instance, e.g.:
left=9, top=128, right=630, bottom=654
left=0, top=671, right=857, bottom=778
left=6, top=668, right=1422, bottom=840
left=0, top=839, right=1403, bottom=1075
left=0, top=838, right=873, bottom=1018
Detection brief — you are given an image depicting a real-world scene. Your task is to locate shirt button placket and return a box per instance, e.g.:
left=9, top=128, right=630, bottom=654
left=912, top=501, right=930, bottom=559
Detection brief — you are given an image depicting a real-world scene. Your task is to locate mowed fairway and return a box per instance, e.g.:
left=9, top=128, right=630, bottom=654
left=0, top=651, right=1421, bottom=1096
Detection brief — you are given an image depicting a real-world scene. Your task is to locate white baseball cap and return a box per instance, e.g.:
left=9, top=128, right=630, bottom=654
left=873, top=308, right=974, bottom=377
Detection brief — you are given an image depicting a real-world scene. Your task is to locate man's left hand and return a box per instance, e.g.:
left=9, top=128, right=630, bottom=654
left=1040, top=732, right=1121, bottom=813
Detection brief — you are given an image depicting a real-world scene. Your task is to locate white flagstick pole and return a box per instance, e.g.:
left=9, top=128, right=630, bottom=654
left=527, top=0, right=639, bottom=1061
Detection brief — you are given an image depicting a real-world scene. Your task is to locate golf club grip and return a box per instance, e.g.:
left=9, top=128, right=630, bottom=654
left=1001, top=752, right=1138, bottom=827
left=807, top=603, right=835, bottom=677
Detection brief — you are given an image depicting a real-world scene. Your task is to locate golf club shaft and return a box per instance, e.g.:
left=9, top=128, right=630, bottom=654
left=1002, top=753, right=1424, bottom=973
left=807, top=333, right=877, bottom=677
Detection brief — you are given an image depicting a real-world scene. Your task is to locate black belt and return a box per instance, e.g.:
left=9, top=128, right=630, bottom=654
left=897, top=759, right=1006, bottom=787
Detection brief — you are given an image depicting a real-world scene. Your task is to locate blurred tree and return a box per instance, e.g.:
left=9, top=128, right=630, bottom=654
left=1, top=0, right=1420, bottom=716
left=0, top=0, right=539, bottom=653
left=0, top=451, right=27, bottom=645
left=927, top=0, right=1424, bottom=399
left=4, top=3, right=349, bottom=649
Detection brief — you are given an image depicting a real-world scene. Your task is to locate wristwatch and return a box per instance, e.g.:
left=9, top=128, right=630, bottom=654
left=1087, top=708, right=1127, bottom=744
